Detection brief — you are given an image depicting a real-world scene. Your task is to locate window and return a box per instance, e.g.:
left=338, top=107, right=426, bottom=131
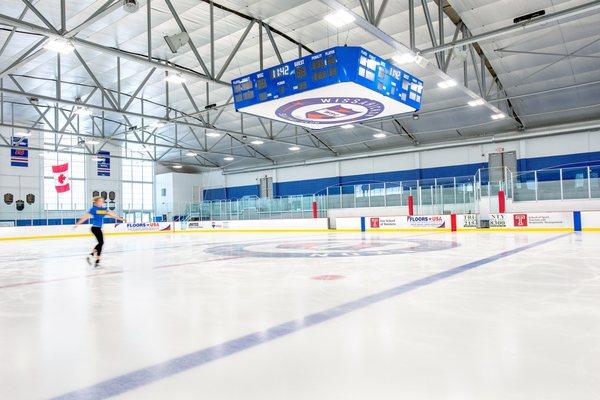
left=121, top=154, right=154, bottom=219
left=43, top=132, right=86, bottom=210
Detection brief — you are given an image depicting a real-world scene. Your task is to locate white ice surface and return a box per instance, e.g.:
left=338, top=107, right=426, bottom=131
left=0, top=231, right=599, bottom=399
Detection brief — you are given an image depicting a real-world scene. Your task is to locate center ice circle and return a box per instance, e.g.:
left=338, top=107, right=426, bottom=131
left=204, top=238, right=458, bottom=258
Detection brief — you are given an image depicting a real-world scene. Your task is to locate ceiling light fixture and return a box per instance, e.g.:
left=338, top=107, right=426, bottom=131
left=340, top=124, right=355, bottom=129
left=250, top=140, right=264, bottom=145
left=373, top=133, right=387, bottom=139
left=185, top=152, right=197, bottom=157
left=437, top=79, right=457, bottom=89
left=153, top=121, right=167, bottom=128
left=491, top=113, right=506, bottom=120
left=85, top=139, right=100, bottom=145
left=164, top=31, right=190, bottom=53
left=468, top=99, right=485, bottom=107
left=323, top=9, right=355, bottom=28
left=392, top=53, right=416, bottom=65
left=43, top=39, right=74, bottom=54
left=206, top=131, right=221, bottom=138
left=164, top=73, right=186, bottom=84
left=223, top=156, right=235, bottom=161
left=172, top=164, right=183, bottom=169
left=288, top=146, right=301, bottom=151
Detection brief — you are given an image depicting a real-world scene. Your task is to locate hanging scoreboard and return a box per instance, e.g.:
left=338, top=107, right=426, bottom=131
left=231, top=46, right=424, bottom=129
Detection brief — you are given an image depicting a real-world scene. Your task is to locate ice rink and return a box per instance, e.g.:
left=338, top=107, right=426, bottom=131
left=1, top=231, right=600, bottom=400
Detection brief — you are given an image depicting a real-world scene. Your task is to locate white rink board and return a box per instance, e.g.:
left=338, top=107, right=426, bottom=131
left=336, top=215, right=451, bottom=231
left=581, top=211, right=600, bottom=230
left=488, top=212, right=573, bottom=230
left=0, top=222, right=174, bottom=240
left=177, top=218, right=329, bottom=231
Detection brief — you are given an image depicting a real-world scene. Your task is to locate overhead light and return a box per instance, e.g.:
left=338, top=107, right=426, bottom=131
left=164, top=73, right=186, bottom=84
left=153, top=121, right=167, bottom=128
left=223, top=156, right=235, bottom=161
left=414, top=55, right=429, bottom=68
left=323, top=9, right=355, bottom=28
left=91, top=156, right=104, bottom=162
left=206, top=131, right=221, bottom=138
left=288, top=146, right=301, bottom=151
left=185, top=151, right=197, bottom=157
left=392, top=53, right=416, bottom=65
left=123, top=0, right=140, bottom=13
left=340, top=124, right=354, bottom=129
left=74, top=106, right=91, bottom=116
left=437, top=79, right=457, bottom=89
left=491, top=113, right=506, bottom=120
left=373, top=133, right=387, bottom=139
left=14, top=131, right=31, bottom=137
left=412, top=113, right=419, bottom=120
left=250, top=140, right=264, bottom=145
left=44, top=39, right=74, bottom=54
left=468, top=99, right=485, bottom=107
left=172, top=164, right=183, bottom=169
left=164, top=31, right=190, bottom=53
left=85, top=139, right=100, bottom=145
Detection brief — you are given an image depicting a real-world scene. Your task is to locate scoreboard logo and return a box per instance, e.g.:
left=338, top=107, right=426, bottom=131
left=275, top=97, right=384, bottom=125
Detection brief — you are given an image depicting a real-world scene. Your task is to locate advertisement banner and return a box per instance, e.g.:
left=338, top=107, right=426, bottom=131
left=489, top=214, right=507, bottom=228
left=10, top=137, right=28, bottom=167
left=462, top=214, right=478, bottom=228
left=97, top=151, right=110, bottom=176
left=364, top=215, right=449, bottom=230
left=120, top=222, right=172, bottom=232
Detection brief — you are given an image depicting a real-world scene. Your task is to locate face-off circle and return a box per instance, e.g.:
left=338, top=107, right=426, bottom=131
left=204, top=238, right=458, bottom=258
left=274, top=97, right=384, bottom=125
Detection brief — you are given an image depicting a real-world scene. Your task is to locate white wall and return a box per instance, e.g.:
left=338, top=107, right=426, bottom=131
left=155, top=172, right=204, bottom=216
left=0, top=139, right=123, bottom=221
left=201, top=129, right=600, bottom=191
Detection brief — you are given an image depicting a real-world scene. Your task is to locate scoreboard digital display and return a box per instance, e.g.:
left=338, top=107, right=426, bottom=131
left=231, top=46, right=424, bottom=129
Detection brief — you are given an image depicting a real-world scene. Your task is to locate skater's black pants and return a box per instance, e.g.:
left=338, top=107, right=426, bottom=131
left=91, top=226, right=104, bottom=256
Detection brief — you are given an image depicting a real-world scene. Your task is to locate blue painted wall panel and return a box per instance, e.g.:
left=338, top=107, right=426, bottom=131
left=202, top=151, right=598, bottom=201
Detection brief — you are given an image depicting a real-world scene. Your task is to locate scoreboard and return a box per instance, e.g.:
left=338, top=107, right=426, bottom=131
left=231, top=46, right=424, bottom=130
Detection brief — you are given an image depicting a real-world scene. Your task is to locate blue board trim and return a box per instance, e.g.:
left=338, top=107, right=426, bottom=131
left=573, top=211, right=582, bottom=231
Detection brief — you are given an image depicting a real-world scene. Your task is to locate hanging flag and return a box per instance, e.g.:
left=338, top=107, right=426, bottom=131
left=52, top=163, right=70, bottom=193
left=97, top=150, right=111, bottom=176
left=10, top=137, right=29, bottom=167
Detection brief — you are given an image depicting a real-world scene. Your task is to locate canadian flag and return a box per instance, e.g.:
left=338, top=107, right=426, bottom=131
left=52, top=163, right=70, bottom=193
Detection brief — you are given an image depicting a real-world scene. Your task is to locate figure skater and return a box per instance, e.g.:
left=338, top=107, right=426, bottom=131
left=75, top=196, right=124, bottom=267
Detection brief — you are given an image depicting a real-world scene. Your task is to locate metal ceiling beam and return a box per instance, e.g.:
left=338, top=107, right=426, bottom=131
left=0, top=12, right=223, bottom=85
left=318, top=0, right=504, bottom=115
left=495, top=49, right=600, bottom=59
left=420, top=0, right=600, bottom=55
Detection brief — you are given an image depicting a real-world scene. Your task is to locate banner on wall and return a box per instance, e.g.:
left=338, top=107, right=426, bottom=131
left=52, top=163, right=70, bottom=193
left=121, top=222, right=172, bottom=232
left=10, top=137, right=28, bottom=167
left=97, top=151, right=110, bottom=176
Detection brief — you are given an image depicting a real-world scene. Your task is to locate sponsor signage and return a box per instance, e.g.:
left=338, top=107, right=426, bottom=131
left=125, top=222, right=171, bottom=232
left=513, top=213, right=528, bottom=227
left=463, top=214, right=478, bottom=228
left=489, top=214, right=507, bottom=228
left=364, top=215, right=448, bottom=229
left=406, top=215, right=445, bottom=228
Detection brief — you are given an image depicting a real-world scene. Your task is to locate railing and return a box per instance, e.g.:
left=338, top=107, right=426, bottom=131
left=185, top=165, right=600, bottom=221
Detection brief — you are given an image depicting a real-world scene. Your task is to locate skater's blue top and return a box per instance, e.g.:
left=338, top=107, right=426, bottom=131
left=231, top=46, right=423, bottom=112
left=88, top=205, right=109, bottom=227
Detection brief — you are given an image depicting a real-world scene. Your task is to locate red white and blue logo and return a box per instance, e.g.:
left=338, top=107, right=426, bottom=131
left=275, top=97, right=384, bottom=125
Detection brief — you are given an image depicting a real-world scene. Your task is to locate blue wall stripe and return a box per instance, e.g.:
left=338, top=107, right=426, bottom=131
left=51, top=233, right=568, bottom=400
left=203, top=151, right=600, bottom=200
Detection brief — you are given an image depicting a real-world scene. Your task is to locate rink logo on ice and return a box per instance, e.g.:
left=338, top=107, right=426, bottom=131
left=204, top=238, right=459, bottom=258
left=126, top=222, right=171, bottom=232
left=275, top=97, right=384, bottom=125
left=513, top=214, right=528, bottom=227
